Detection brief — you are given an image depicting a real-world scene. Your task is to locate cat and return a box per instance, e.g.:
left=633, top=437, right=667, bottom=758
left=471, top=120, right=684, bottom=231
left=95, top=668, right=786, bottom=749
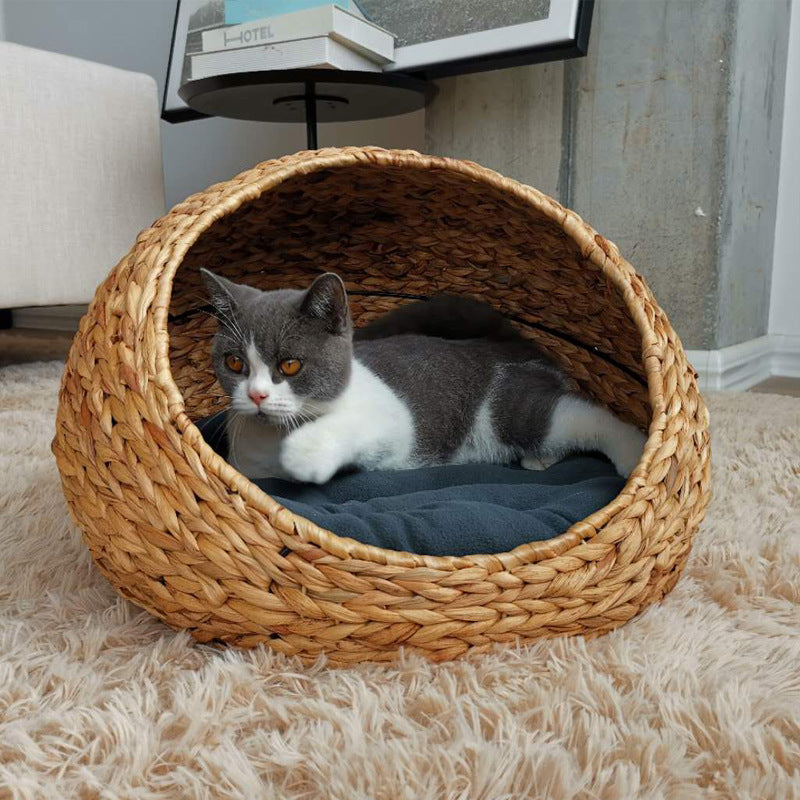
left=201, top=269, right=647, bottom=483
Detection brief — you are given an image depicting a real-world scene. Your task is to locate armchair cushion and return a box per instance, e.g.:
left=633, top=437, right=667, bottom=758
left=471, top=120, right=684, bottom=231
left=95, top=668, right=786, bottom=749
left=0, top=43, right=165, bottom=308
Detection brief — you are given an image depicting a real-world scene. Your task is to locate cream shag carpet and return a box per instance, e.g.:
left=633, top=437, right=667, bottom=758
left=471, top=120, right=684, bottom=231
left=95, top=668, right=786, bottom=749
left=1, top=361, right=799, bottom=799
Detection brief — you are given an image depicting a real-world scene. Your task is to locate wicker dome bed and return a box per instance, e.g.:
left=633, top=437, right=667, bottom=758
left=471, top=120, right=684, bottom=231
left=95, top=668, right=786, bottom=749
left=52, top=147, right=711, bottom=666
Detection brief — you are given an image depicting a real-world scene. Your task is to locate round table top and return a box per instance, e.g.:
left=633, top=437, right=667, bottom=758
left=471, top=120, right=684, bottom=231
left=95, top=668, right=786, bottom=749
left=178, top=69, right=435, bottom=124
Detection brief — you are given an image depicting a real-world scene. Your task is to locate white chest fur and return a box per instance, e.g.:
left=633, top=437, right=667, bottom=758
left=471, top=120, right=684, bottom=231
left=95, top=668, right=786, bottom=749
left=335, top=359, right=416, bottom=470
left=226, top=359, right=416, bottom=482
left=226, top=415, right=284, bottom=479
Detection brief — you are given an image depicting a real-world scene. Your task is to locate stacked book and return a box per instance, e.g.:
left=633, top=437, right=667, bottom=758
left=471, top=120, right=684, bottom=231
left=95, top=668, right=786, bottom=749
left=192, top=2, right=395, bottom=79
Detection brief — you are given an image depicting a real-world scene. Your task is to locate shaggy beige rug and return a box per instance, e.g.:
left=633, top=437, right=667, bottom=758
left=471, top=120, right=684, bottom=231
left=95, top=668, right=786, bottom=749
left=1, top=361, right=799, bottom=799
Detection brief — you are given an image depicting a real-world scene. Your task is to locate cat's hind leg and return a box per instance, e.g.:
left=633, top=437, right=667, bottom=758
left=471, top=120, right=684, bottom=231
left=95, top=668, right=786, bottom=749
left=520, top=454, right=559, bottom=471
left=535, top=394, right=647, bottom=477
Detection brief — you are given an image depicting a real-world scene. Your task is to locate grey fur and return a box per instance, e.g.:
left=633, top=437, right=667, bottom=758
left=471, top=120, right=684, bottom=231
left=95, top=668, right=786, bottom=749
left=354, top=294, right=520, bottom=342
left=355, top=335, right=567, bottom=463
left=202, top=270, right=577, bottom=470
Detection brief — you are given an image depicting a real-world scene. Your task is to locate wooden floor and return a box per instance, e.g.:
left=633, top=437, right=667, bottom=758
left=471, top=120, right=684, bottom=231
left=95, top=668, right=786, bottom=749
left=750, top=377, right=800, bottom=398
left=2, top=327, right=800, bottom=397
left=0, top=328, right=74, bottom=367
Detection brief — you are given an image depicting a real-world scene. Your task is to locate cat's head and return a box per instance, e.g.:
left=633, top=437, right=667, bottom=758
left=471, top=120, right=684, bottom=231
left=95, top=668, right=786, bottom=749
left=201, top=269, right=353, bottom=424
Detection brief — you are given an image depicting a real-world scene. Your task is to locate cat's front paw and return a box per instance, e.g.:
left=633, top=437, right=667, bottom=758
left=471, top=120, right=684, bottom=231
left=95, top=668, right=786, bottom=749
left=279, top=430, right=341, bottom=484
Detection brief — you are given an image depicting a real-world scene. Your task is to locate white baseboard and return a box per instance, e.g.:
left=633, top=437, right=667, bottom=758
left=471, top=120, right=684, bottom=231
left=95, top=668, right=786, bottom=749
left=11, top=305, right=87, bottom=332
left=771, top=334, right=800, bottom=379
left=687, top=334, right=800, bottom=391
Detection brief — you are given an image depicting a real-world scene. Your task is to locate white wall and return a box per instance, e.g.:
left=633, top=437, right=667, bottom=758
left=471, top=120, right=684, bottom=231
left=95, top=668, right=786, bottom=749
left=769, top=0, right=800, bottom=338
left=0, top=0, right=6, bottom=40
left=2, top=0, right=423, bottom=209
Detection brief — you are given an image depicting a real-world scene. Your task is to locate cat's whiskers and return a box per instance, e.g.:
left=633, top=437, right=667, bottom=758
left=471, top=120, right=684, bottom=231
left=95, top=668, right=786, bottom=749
left=215, top=309, right=248, bottom=346
left=225, top=411, right=246, bottom=463
left=278, top=412, right=298, bottom=434
left=296, top=408, right=316, bottom=425
left=282, top=408, right=316, bottom=434
left=183, top=289, right=240, bottom=339
left=270, top=406, right=313, bottom=434
left=195, top=299, right=248, bottom=346
left=198, top=406, right=231, bottom=449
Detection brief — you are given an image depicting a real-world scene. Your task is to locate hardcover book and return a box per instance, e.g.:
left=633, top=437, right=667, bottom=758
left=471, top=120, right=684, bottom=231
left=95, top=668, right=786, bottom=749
left=203, top=3, right=394, bottom=64
left=191, top=35, right=383, bottom=78
left=224, top=0, right=364, bottom=25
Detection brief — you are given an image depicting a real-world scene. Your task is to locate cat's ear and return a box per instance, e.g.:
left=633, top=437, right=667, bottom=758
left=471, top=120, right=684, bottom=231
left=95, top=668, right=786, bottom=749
left=301, top=273, right=350, bottom=334
left=200, top=268, right=240, bottom=321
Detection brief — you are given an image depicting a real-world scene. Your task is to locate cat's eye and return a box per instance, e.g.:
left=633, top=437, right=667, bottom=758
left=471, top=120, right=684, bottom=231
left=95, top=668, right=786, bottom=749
left=278, top=358, right=302, bottom=377
left=225, top=354, right=244, bottom=373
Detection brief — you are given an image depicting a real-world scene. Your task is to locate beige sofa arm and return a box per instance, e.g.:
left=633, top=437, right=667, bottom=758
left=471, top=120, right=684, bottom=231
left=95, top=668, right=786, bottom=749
left=0, top=43, right=165, bottom=309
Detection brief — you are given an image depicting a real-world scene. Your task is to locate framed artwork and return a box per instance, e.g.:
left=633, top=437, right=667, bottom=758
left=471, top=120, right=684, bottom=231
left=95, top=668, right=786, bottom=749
left=163, top=0, right=593, bottom=122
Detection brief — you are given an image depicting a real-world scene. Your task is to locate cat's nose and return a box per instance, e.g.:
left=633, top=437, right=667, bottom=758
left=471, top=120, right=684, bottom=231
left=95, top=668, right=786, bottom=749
left=248, top=388, right=269, bottom=405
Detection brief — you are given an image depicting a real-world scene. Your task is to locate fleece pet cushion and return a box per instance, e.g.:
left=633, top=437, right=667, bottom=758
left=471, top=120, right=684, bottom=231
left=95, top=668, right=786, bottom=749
left=196, top=413, right=625, bottom=556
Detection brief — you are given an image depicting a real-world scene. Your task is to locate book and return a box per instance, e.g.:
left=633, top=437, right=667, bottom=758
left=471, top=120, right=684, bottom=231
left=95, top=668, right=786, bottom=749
left=224, top=0, right=365, bottom=26
left=190, top=36, right=383, bottom=79
left=203, top=4, right=394, bottom=65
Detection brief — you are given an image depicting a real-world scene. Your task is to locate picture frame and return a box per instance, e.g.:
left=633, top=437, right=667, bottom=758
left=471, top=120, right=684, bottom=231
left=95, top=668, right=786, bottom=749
left=162, top=0, right=593, bottom=123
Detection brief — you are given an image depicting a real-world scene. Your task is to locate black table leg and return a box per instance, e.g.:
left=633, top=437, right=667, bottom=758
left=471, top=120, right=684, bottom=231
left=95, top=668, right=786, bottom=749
left=304, top=81, right=318, bottom=150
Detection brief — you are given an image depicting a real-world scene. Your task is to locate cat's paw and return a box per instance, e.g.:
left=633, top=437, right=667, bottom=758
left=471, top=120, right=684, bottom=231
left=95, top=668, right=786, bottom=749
left=279, top=429, right=341, bottom=484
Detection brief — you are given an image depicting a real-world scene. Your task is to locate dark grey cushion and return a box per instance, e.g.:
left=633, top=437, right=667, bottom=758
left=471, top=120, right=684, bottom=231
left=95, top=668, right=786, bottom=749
left=196, top=414, right=623, bottom=557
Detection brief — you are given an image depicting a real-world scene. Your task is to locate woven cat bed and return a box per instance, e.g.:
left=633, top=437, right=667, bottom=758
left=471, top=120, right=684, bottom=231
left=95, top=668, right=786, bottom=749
left=53, top=147, right=711, bottom=665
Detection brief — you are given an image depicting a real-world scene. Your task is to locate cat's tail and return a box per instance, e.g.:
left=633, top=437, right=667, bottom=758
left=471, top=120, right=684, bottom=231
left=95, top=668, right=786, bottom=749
left=354, top=294, right=521, bottom=342
left=532, top=393, right=648, bottom=478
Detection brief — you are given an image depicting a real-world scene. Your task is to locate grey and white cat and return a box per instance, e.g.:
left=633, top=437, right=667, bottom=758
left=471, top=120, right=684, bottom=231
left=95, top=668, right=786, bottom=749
left=201, top=269, right=647, bottom=483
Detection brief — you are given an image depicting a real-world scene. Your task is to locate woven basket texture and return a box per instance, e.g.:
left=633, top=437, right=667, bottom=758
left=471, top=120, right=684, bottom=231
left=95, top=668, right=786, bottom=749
left=52, top=147, right=711, bottom=665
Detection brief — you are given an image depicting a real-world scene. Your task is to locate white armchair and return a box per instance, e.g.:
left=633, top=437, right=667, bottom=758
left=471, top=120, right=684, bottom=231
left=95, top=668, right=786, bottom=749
left=0, top=42, right=165, bottom=310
